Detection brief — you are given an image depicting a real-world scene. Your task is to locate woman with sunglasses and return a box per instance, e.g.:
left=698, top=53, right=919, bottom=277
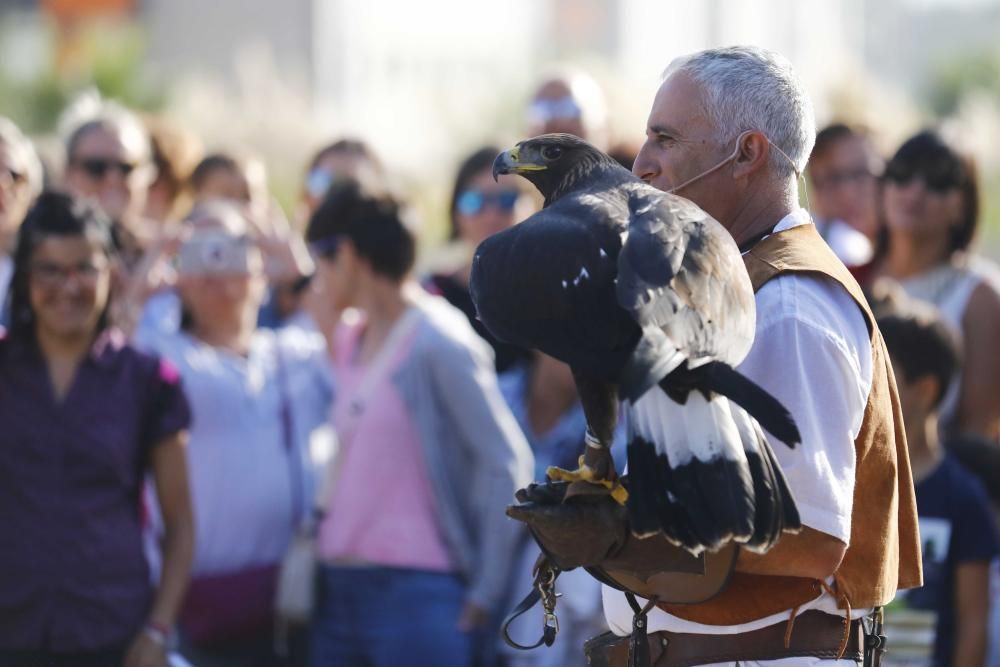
left=257, top=138, right=384, bottom=331
left=306, top=179, right=532, bottom=667
left=879, top=131, right=1000, bottom=440
left=133, top=199, right=333, bottom=667
left=0, top=192, right=194, bottom=667
left=426, top=146, right=532, bottom=373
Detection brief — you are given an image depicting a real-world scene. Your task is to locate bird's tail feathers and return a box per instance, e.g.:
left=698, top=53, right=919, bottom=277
left=659, top=361, right=800, bottom=447
left=624, top=391, right=800, bottom=554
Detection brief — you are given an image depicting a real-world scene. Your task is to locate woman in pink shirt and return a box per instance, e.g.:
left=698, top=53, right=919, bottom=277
left=306, top=180, right=533, bottom=667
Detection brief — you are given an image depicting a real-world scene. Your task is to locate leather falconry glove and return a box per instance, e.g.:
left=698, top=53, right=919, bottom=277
left=507, top=481, right=629, bottom=571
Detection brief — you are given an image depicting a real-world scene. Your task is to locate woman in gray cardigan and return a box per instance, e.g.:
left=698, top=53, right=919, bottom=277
left=306, top=179, right=533, bottom=667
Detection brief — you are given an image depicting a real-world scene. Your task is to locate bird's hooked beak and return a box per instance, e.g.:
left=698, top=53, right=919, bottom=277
left=492, top=145, right=547, bottom=181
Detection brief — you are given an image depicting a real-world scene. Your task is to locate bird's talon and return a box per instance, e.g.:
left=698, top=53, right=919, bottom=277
left=546, top=464, right=595, bottom=483
left=545, top=465, right=629, bottom=505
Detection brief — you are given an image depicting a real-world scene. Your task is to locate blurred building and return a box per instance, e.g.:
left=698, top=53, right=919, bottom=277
left=130, top=0, right=999, bottom=158
left=3, top=0, right=1000, bottom=192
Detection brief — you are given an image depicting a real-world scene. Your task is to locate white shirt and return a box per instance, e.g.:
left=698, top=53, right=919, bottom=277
left=603, top=210, right=874, bottom=654
left=898, top=254, right=1000, bottom=428
left=815, top=218, right=873, bottom=267
left=137, top=325, right=335, bottom=574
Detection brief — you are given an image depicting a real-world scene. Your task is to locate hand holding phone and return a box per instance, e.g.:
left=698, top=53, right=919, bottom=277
left=176, top=232, right=253, bottom=276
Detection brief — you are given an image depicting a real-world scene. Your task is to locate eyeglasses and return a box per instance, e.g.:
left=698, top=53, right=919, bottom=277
left=30, top=260, right=107, bottom=289
left=71, top=157, right=139, bottom=180
left=883, top=162, right=963, bottom=193
left=811, top=167, right=874, bottom=192
left=456, top=190, right=519, bottom=216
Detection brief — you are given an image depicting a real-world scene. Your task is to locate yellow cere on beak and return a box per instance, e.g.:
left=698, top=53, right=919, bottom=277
left=507, top=145, right=547, bottom=172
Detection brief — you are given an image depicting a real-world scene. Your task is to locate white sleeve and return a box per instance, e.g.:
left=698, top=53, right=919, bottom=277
left=737, top=275, right=872, bottom=544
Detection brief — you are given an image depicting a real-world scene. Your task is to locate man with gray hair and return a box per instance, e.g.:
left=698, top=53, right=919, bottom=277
left=63, top=101, right=156, bottom=268
left=514, top=47, right=921, bottom=666
left=0, top=116, right=43, bottom=326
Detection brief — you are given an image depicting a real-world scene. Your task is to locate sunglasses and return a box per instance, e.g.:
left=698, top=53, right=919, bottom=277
left=71, top=157, right=139, bottom=180
left=527, top=96, right=583, bottom=125
left=883, top=162, right=963, bottom=193
left=456, top=190, right=519, bottom=216
left=306, top=168, right=336, bottom=200
left=309, top=235, right=344, bottom=259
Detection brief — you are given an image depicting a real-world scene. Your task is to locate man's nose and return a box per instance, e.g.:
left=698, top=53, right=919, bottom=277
left=632, top=142, right=658, bottom=183
left=101, top=168, right=128, bottom=188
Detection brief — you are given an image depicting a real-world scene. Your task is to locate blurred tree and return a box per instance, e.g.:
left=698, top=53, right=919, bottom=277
left=926, top=48, right=1000, bottom=117
left=0, top=18, right=165, bottom=134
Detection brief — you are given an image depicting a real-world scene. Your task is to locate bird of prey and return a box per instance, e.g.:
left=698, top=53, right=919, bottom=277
left=471, top=134, right=801, bottom=554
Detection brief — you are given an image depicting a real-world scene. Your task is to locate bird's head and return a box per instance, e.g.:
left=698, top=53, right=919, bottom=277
left=492, top=133, right=620, bottom=204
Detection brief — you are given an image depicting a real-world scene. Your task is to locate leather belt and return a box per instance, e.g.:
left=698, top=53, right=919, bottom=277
left=584, top=610, right=864, bottom=667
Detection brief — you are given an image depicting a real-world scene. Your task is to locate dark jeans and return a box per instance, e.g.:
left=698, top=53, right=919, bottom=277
left=0, top=647, right=126, bottom=667
left=310, top=565, right=476, bottom=667
left=179, top=628, right=309, bottom=667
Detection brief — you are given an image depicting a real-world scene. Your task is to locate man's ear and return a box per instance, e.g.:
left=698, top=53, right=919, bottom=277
left=731, top=131, right=770, bottom=181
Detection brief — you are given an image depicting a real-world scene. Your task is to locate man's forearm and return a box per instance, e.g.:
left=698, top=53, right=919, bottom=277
left=735, top=526, right=846, bottom=580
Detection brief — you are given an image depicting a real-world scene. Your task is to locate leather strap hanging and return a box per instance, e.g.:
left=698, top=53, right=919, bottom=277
left=502, top=554, right=561, bottom=650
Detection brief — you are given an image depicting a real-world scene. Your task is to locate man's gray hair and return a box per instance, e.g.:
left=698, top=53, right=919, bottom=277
left=665, top=46, right=816, bottom=180
left=0, top=116, right=43, bottom=198
left=63, top=98, right=151, bottom=165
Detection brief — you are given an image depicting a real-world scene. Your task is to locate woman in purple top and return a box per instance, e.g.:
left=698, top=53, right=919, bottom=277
left=0, top=193, right=194, bottom=667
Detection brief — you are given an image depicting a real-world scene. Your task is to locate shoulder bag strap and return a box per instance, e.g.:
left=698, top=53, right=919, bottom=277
left=273, top=338, right=304, bottom=528
left=315, top=307, right=423, bottom=513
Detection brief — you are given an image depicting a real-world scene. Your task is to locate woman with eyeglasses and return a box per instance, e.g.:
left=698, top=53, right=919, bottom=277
left=878, top=131, right=1000, bottom=440
left=426, top=146, right=532, bottom=373
left=0, top=192, right=194, bottom=667
left=806, top=123, right=881, bottom=274
left=133, top=199, right=333, bottom=667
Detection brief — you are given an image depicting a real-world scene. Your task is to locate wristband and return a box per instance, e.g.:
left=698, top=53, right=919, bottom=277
left=143, top=622, right=170, bottom=648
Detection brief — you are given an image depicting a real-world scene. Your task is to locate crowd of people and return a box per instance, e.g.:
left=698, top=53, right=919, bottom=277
left=0, top=56, right=998, bottom=667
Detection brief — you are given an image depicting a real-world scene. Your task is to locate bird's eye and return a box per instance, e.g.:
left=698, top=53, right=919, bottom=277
left=541, top=145, right=563, bottom=160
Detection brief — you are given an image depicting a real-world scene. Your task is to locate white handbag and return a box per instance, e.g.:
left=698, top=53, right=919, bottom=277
left=274, top=308, right=423, bottom=630
left=275, top=524, right=320, bottom=624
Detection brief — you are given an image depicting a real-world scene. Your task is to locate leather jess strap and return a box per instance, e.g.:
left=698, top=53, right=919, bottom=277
left=584, top=610, right=865, bottom=667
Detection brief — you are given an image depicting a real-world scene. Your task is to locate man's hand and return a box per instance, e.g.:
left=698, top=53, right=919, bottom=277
left=506, top=481, right=628, bottom=570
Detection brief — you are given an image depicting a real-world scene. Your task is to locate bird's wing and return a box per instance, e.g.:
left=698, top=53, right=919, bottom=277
left=625, top=388, right=801, bottom=554
left=616, top=186, right=756, bottom=372
left=470, top=193, right=639, bottom=378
